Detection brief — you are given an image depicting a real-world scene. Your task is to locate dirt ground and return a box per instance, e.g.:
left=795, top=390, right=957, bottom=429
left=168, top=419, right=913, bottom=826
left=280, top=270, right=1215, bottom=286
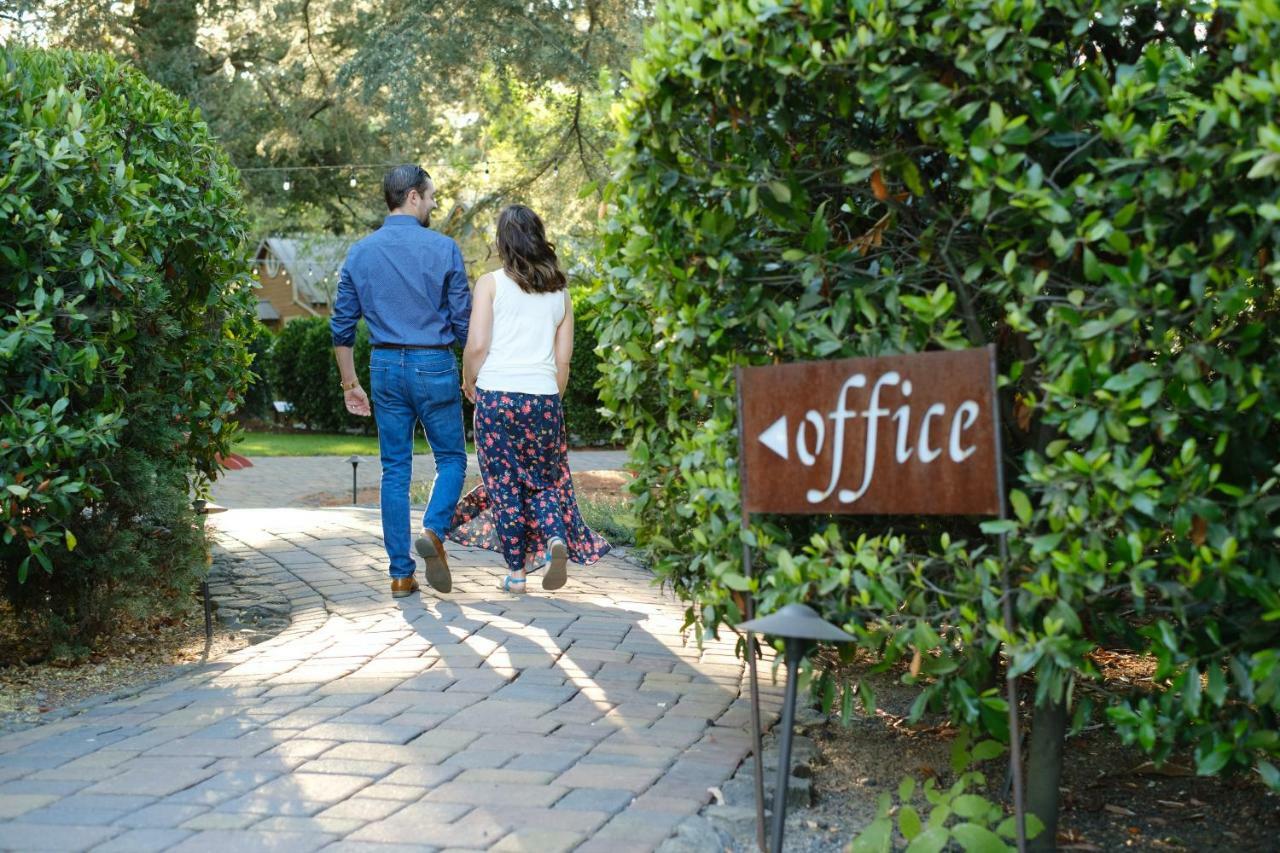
left=763, top=658, right=1280, bottom=852
left=0, top=607, right=249, bottom=734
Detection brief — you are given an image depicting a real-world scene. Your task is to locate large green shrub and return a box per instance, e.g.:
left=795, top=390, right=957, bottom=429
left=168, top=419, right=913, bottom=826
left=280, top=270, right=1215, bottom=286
left=565, top=287, right=614, bottom=446
left=598, top=0, right=1280, bottom=837
left=0, top=46, right=256, bottom=651
left=269, top=316, right=371, bottom=432
left=267, top=296, right=612, bottom=445
left=238, top=322, right=276, bottom=421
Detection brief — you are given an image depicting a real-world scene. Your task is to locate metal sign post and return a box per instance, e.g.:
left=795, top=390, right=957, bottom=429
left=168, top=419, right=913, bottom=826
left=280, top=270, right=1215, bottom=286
left=734, top=378, right=768, bottom=853
left=734, top=345, right=1025, bottom=852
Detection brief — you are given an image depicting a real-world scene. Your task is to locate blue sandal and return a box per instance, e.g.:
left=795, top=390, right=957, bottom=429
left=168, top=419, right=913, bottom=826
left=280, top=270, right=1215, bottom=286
left=499, top=573, right=527, bottom=593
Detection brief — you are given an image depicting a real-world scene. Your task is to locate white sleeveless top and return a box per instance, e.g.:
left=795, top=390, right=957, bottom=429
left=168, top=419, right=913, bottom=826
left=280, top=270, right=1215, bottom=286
left=475, top=268, right=567, bottom=395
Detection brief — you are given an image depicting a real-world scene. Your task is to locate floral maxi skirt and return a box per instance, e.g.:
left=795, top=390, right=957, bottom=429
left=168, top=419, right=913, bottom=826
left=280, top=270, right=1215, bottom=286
left=447, top=389, right=610, bottom=572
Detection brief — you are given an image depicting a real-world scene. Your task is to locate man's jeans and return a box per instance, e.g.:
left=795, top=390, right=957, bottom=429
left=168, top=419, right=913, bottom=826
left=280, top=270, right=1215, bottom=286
left=369, top=348, right=467, bottom=579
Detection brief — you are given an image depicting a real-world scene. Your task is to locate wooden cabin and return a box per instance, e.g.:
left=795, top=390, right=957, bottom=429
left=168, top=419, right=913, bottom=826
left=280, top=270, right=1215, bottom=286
left=252, top=236, right=354, bottom=329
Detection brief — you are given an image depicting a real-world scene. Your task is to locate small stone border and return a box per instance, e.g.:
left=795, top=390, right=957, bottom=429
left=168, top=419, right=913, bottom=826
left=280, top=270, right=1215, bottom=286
left=661, top=706, right=829, bottom=852
left=205, top=551, right=292, bottom=644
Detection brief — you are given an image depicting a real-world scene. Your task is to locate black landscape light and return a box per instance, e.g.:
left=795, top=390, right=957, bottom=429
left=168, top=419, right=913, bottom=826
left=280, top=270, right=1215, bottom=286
left=192, top=499, right=228, bottom=644
left=738, top=603, right=855, bottom=853
left=347, top=454, right=360, bottom=504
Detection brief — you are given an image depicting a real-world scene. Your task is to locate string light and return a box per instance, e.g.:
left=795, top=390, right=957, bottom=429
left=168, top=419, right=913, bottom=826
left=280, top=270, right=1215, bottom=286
left=237, top=156, right=565, bottom=175
left=349, top=176, right=358, bottom=188
left=282, top=179, right=291, bottom=191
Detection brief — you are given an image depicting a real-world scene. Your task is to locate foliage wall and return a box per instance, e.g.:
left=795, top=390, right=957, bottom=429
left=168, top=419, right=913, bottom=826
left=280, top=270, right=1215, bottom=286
left=268, top=317, right=372, bottom=434
left=262, top=301, right=614, bottom=448
left=598, top=0, right=1280, bottom=807
left=0, top=46, right=256, bottom=651
left=564, top=287, right=614, bottom=446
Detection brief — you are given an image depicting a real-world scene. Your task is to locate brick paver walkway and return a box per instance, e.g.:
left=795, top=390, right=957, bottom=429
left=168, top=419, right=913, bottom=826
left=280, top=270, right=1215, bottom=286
left=0, top=456, right=780, bottom=852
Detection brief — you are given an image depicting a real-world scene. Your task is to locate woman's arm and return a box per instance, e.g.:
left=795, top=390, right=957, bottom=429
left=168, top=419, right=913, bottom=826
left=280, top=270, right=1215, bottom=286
left=462, top=273, right=496, bottom=403
left=554, top=290, right=574, bottom=397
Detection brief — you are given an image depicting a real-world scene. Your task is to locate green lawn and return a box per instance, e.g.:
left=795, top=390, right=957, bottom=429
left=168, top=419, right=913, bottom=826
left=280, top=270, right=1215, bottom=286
left=233, top=430, right=435, bottom=457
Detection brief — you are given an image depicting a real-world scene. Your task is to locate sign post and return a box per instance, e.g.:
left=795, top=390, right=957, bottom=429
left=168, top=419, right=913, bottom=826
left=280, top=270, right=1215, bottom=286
left=734, top=345, right=1025, bottom=852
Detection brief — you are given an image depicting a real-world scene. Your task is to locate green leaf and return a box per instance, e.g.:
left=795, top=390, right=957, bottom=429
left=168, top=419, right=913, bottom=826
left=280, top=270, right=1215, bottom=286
left=767, top=181, right=791, bottom=203
left=1257, top=760, right=1280, bottom=791
left=971, top=740, right=1004, bottom=762
left=952, top=794, right=993, bottom=819
left=1077, top=319, right=1113, bottom=339
left=1067, top=409, right=1099, bottom=441
left=1196, top=741, right=1233, bottom=775
left=1009, top=490, right=1031, bottom=524
left=849, top=817, right=893, bottom=853
left=64, top=529, right=77, bottom=551
left=950, top=822, right=1009, bottom=853
left=899, top=804, right=923, bottom=840
left=904, top=826, right=948, bottom=853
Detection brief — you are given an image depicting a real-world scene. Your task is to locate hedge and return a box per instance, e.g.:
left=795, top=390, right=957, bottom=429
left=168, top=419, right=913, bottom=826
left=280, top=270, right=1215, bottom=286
left=268, top=316, right=372, bottom=433
left=597, top=0, right=1280, bottom=840
left=0, top=46, right=256, bottom=651
left=265, top=292, right=613, bottom=446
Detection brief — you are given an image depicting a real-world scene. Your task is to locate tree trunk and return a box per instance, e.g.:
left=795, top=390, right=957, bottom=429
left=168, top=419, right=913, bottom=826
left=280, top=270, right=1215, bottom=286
left=1026, top=695, right=1068, bottom=851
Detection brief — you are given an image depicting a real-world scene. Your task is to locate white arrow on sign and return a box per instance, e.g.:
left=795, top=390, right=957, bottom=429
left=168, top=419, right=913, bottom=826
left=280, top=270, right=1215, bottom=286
left=758, top=415, right=789, bottom=460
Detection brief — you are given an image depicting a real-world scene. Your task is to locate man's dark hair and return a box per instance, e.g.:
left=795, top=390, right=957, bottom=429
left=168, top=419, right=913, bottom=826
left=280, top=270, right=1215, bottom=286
left=383, top=164, right=431, bottom=211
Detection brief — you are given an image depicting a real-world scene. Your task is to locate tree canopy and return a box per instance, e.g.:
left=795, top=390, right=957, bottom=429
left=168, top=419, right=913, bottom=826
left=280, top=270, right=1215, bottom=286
left=1, top=0, right=646, bottom=249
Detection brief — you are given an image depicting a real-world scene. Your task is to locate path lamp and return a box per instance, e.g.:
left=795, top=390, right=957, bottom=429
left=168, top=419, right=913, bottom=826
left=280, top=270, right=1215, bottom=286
left=192, top=499, right=228, bottom=645
left=738, top=603, right=855, bottom=853
left=347, top=455, right=360, bottom=505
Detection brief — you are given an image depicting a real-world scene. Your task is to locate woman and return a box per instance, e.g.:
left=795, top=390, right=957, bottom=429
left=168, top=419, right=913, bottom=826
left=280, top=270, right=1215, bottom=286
left=449, top=204, right=610, bottom=593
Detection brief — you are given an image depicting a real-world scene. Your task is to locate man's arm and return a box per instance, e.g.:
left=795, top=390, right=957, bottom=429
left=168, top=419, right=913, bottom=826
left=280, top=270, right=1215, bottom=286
left=331, top=259, right=371, bottom=417
left=445, top=242, right=472, bottom=348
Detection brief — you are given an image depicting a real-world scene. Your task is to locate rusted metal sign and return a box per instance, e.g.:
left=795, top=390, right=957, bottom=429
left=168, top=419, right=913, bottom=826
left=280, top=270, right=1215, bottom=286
left=737, top=346, right=1002, bottom=516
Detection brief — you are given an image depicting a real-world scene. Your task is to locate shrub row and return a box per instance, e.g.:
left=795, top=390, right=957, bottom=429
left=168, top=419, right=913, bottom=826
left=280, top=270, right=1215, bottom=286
left=247, top=284, right=613, bottom=446
left=0, top=47, right=256, bottom=653
left=597, top=0, right=1280, bottom=837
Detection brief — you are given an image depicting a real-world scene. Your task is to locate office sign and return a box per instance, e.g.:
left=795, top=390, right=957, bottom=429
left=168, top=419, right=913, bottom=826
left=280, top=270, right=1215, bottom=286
left=737, top=346, right=1001, bottom=516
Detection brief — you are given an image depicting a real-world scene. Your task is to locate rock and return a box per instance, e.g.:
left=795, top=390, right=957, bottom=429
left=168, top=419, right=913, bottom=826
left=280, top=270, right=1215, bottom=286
left=782, top=775, right=813, bottom=809
left=657, top=816, right=732, bottom=853
left=720, top=777, right=757, bottom=808
left=704, top=804, right=760, bottom=833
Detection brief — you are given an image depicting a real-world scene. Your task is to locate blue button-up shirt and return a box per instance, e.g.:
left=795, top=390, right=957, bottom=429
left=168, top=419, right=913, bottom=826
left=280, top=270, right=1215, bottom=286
left=330, top=215, right=472, bottom=348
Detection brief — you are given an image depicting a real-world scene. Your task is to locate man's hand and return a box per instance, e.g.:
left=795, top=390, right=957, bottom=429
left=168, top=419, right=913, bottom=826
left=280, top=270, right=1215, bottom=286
left=462, top=377, right=476, bottom=404
left=344, top=386, right=372, bottom=417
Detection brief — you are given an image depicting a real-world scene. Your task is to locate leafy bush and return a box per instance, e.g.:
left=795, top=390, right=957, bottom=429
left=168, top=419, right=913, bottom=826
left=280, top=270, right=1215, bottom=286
left=269, top=316, right=372, bottom=432
left=0, top=46, right=256, bottom=650
left=564, top=286, right=614, bottom=446
left=597, top=0, right=1280, bottom=836
left=851, top=733, right=1043, bottom=853
left=239, top=322, right=276, bottom=421
left=266, top=290, right=612, bottom=444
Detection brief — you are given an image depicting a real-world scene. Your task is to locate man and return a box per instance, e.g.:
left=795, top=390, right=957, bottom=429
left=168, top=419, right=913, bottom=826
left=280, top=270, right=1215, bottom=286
left=331, top=165, right=471, bottom=598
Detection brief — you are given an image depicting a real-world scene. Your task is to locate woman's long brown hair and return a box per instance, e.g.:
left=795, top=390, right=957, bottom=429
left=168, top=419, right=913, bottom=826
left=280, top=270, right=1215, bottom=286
left=496, top=204, right=567, bottom=294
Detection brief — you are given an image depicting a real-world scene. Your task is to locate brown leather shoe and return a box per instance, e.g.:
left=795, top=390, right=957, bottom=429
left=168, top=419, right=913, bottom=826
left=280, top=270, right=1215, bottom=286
left=414, top=529, right=452, bottom=593
left=391, top=576, right=419, bottom=598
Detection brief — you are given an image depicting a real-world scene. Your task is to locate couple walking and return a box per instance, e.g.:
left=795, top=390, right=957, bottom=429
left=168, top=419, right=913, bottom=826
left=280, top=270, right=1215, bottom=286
left=330, top=164, right=609, bottom=598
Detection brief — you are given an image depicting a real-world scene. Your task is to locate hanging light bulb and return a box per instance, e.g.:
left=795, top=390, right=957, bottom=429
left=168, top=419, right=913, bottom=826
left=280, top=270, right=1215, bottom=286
left=349, top=175, right=357, bottom=188
left=553, top=161, right=559, bottom=177
left=282, top=178, right=292, bottom=192
left=484, top=161, right=490, bottom=178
